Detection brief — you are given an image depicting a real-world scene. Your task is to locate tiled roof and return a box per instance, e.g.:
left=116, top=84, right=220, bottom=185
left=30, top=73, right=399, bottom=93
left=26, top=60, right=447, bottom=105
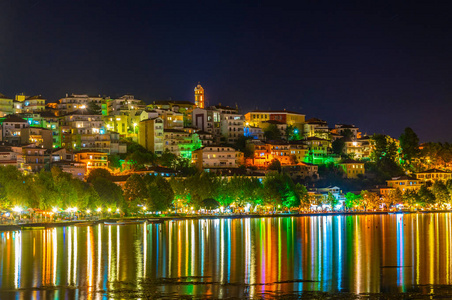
left=248, top=109, right=304, bottom=115
left=4, top=114, right=28, bottom=123
left=340, top=159, right=364, bottom=164
left=416, top=169, right=451, bottom=174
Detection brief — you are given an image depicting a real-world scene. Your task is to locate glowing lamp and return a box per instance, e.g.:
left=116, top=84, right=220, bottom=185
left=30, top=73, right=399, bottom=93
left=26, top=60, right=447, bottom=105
left=12, top=206, right=22, bottom=213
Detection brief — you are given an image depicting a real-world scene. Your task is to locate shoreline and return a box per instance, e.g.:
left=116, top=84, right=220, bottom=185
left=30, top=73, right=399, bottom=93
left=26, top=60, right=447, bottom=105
left=1, top=210, right=451, bottom=232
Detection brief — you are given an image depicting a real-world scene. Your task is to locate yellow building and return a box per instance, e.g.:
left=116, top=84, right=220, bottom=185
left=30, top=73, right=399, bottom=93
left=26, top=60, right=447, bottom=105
left=244, top=110, right=305, bottom=128
left=104, top=115, right=128, bottom=135
left=415, top=169, right=452, bottom=182
left=0, top=93, right=13, bottom=117
left=339, top=159, right=365, bottom=178
left=194, top=83, right=205, bottom=109
left=74, top=150, right=109, bottom=171
left=386, top=175, right=422, bottom=192
left=138, top=117, right=164, bottom=155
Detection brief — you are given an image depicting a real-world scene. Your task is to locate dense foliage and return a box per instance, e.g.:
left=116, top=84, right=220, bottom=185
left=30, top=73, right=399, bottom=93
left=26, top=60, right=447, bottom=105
left=1, top=166, right=310, bottom=213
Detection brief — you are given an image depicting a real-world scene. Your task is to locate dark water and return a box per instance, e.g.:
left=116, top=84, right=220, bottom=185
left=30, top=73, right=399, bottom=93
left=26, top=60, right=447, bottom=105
left=1, top=214, right=452, bottom=299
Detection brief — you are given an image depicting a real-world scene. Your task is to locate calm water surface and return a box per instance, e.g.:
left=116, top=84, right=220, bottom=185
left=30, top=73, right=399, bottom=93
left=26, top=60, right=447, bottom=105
left=1, top=213, right=452, bottom=299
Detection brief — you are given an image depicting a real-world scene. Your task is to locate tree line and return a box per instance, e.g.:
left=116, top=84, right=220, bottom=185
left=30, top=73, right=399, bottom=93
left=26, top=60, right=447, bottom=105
left=0, top=165, right=311, bottom=214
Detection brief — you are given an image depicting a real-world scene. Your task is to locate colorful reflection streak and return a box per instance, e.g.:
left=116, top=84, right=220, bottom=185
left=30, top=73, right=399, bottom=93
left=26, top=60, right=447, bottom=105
left=1, top=214, right=452, bottom=298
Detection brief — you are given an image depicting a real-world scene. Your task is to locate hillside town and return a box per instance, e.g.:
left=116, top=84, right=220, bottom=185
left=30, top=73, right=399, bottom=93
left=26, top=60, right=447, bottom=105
left=0, top=84, right=451, bottom=216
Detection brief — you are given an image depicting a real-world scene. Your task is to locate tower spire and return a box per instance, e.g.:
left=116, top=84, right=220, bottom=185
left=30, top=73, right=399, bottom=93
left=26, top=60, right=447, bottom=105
left=194, top=83, right=204, bottom=109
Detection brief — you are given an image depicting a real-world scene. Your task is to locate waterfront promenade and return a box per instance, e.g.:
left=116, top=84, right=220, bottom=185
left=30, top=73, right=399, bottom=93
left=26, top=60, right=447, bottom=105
left=1, top=209, right=450, bottom=232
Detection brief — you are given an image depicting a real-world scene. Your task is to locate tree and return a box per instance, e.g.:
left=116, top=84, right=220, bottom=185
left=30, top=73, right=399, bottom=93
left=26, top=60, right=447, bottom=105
left=201, top=198, right=220, bottom=209
left=326, top=192, right=338, bottom=208
left=268, top=158, right=281, bottom=172
left=369, top=134, right=403, bottom=181
left=109, top=154, right=122, bottom=170
left=384, top=188, right=403, bottom=208
left=432, top=181, right=449, bottom=205
left=286, top=125, right=301, bottom=141
left=418, top=185, right=435, bottom=207
left=87, top=101, right=102, bottom=115
left=296, top=183, right=311, bottom=210
left=332, top=138, right=345, bottom=155
left=263, top=172, right=300, bottom=208
left=123, top=174, right=148, bottom=210
left=92, top=177, right=124, bottom=209
left=403, top=189, right=420, bottom=207
left=360, top=190, right=380, bottom=210
left=263, top=124, right=282, bottom=141
left=86, top=168, right=112, bottom=183
left=159, top=150, right=178, bottom=168
left=289, top=154, right=298, bottom=165
left=344, top=192, right=362, bottom=210
left=145, top=175, right=174, bottom=212
left=399, top=127, right=420, bottom=166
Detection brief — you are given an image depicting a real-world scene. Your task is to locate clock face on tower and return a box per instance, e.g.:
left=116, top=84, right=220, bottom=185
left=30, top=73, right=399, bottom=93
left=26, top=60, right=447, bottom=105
left=24, top=101, right=29, bottom=106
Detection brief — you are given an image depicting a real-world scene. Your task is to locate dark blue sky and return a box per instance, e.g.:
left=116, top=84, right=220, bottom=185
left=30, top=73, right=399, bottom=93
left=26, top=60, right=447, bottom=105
left=1, top=1, right=452, bottom=142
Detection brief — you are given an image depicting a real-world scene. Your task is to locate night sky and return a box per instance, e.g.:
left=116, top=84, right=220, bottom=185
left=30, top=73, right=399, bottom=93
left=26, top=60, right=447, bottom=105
left=1, top=1, right=452, bottom=142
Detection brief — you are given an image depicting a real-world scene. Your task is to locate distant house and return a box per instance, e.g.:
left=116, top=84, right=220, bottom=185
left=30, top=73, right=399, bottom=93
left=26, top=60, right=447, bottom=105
left=338, top=159, right=365, bottom=178
left=386, top=175, right=422, bottom=193
left=415, top=169, right=452, bottom=182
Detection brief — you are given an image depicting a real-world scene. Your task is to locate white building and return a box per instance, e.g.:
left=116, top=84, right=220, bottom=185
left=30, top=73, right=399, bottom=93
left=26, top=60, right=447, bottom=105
left=192, top=146, right=242, bottom=170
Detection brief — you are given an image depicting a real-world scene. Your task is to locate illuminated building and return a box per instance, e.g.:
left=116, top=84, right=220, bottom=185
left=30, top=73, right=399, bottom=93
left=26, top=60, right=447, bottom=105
left=107, top=95, right=146, bottom=115
left=1, top=114, right=29, bottom=145
left=147, top=100, right=196, bottom=127
left=192, top=107, right=221, bottom=142
left=194, top=130, right=215, bottom=146
left=333, top=124, right=361, bottom=140
left=304, top=136, right=332, bottom=164
left=0, top=93, right=13, bottom=117
left=214, top=105, right=244, bottom=144
left=20, top=127, right=53, bottom=149
left=303, top=118, right=329, bottom=139
left=192, top=146, right=243, bottom=170
left=243, top=126, right=263, bottom=140
left=289, top=142, right=309, bottom=163
left=0, top=145, right=18, bottom=167
left=244, top=110, right=305, bottom=128
left=338, top=159, right=365, bottom=179
left=343, top=136, right=372, bottom=160
left=247, top=140, right=309, bottom=168
left=138, top=117, right=164, bottom=155
left=74, top=150, right=109, bottom=171
left=60, top=110, right=110, bottom=153
left=385, top=175, right=422, bottom=192
left=194, top=83, right=205, bottom=108
left=266, top=141, right=291, bottom=165
left=103, top=115, right=128, bottom=135
left=163, top=129, right=202, bottom=159
left=105, top=95, right=146, bottom=136
left=20, top=146, right=49, bottom=173
left=56, top=94, right=105, bottom=116
left=415, top=169, right=452, bottom=182
left=21, top=95, right=46, bottom=113
left=156, top=109, right=184, bottom=130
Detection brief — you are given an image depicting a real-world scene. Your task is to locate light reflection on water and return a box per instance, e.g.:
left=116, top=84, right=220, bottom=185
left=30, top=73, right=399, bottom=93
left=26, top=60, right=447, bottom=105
left=1, top=214, right=452, bottom=298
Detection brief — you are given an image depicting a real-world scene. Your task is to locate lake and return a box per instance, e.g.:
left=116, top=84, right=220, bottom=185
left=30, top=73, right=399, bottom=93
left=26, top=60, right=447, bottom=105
left=1, top=213, right=452, bottom=299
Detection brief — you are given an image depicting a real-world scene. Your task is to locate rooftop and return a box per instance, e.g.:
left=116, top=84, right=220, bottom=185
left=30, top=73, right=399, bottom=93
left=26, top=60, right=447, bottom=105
left=248, top=109, right=304, bottom=115
left=306, top=118, right=327, bottom=124
left=340, top=159, right=364, bottom=164
left=416, top=169, right=451, bottom=174
left=3, top=114, right=28, bottom=123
